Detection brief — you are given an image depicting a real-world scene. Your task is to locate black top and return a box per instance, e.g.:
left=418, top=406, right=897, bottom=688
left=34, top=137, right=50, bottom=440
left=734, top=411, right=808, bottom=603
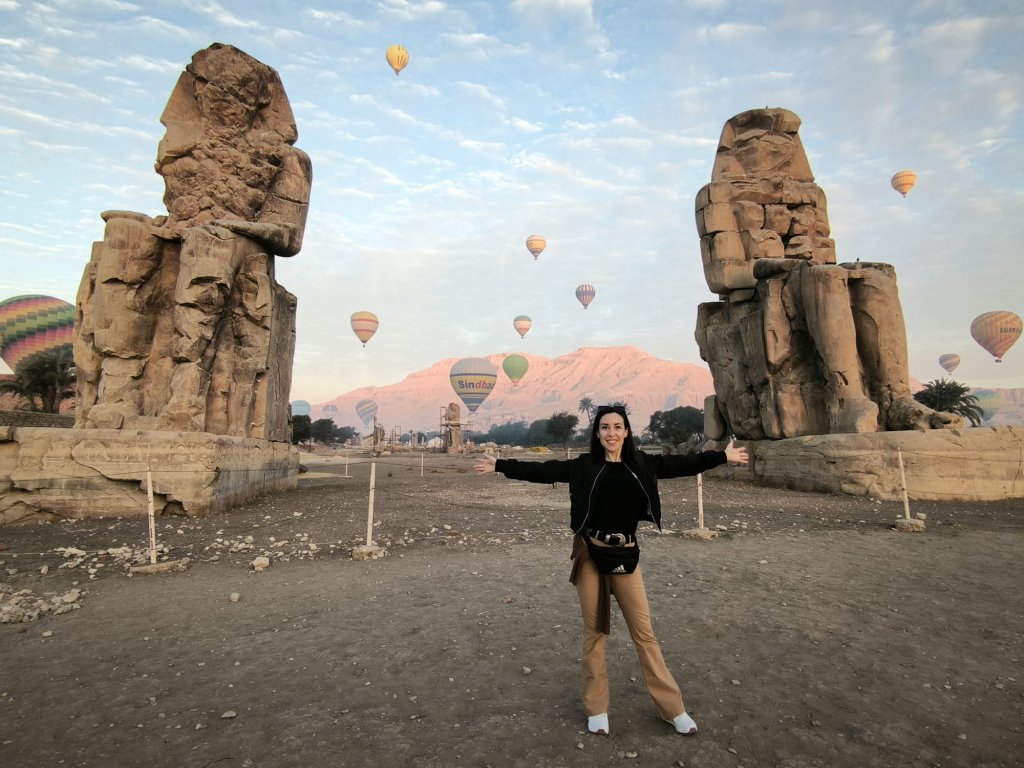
left=590, top=461, right=647, bottom=535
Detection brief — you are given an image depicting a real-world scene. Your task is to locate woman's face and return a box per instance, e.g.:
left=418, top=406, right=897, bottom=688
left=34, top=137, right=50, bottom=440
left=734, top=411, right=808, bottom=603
left=598, top=412, right=629, bottom=456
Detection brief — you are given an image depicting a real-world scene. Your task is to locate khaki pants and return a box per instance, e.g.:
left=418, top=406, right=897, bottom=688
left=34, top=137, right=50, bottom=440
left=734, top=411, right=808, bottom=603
left=574, top=557, right=686, bottom=719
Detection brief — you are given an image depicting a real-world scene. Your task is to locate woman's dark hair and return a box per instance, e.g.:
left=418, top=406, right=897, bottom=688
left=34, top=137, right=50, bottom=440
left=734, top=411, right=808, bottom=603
left=589, top=405, right=642, bottom=466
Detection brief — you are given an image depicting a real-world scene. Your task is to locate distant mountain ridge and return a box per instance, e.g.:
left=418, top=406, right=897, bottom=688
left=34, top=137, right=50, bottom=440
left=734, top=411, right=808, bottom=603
left=309, top=346, right=1024, bottom=435
left=311, top=346, right=715, bottom=434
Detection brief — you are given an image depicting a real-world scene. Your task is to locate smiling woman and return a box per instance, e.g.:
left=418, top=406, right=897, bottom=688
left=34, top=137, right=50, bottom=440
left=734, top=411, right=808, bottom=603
left=474, top=405, right=747, bottom=737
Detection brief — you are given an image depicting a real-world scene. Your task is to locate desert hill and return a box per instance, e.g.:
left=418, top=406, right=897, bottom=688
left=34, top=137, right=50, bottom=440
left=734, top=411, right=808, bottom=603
left=311, top=346, right=715, bottom=434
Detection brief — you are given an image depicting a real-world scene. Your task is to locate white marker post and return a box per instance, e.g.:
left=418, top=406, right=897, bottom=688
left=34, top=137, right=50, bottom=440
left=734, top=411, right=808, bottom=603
left=894, top=446, right=925, bottom=531
left=146, top=468, right=157, bottom=564
left=366, top=461, right=376, bottom=546
left=421, top=451, right=424, bottom=478
left=682, top=472, right=717, bottom=541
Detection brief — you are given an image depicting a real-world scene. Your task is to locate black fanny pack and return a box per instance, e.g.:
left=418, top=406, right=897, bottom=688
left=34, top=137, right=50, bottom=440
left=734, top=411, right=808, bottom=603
left=585, top=537, right=640, bottom=575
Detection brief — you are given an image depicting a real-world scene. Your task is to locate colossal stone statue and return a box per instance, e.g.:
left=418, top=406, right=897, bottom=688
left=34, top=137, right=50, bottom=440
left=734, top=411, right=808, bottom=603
left=695, top=108, right=960, bottom=440
left=74, top=43, right=311, bottom=442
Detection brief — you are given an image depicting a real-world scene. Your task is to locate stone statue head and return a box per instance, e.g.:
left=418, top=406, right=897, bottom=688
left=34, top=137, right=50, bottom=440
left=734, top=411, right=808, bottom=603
left=711, top=107, right=815, bottom=182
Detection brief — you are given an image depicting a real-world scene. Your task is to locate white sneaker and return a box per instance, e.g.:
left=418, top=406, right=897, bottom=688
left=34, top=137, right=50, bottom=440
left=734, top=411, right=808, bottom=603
left=587, top=713, right=609, bottom=735
left=667, top=711, right=698, bottom=735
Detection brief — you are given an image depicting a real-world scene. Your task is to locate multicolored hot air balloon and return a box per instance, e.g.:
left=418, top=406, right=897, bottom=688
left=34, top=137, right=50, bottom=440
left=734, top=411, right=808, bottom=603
left=0, top=294, right=75, bottom=373
left=386, top=45, right=409, bottom=76
left=575, top=284, right=596, bottom=310
left=525, top=235, right=546, bottom=261
left=322, top=403, right=338, bottom=417
left=970, top=311, right=1022, bottom=363
left=891, top=170, right=917, bottom=197
left=355, top=398, right=378, bottom=426
left=350, top=311, right=379, bottom=347
left=449, top=357, right=497, bottom=414
left=938, top=354, right=960, bottom=374
left=502, top=354, right=529, bottom=387
left=291, top=400, right=311, bottom=417
left=513, top=315, right=532, bottom=339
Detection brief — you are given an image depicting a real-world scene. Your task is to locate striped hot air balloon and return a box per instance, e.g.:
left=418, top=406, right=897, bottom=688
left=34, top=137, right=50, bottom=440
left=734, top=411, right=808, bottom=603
left=350, top=311, right=379, bottom=347
left=449, top=357, right=497, bottom=414
left=0, top=294, right=75, bottom=373
left=890, top=170, right=917, bottom=197
left=938, top=354, right=960, bottom=374
left=575, top=284, right=596, bottom=310
left=513, top=315, right=532, bottom=339
left=525, top=235, right=546, bottom=261
left=970, top=311, right=1022, bottom=363
left=355, top=398, right=378, bottom=426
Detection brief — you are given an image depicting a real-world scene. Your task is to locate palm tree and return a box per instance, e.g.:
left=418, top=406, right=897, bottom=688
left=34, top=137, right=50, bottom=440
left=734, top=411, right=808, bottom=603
left=0, top=348, right=76, bottom=414
left=578, top=397, right=594, bottom=425
left=914, top=378, right=984, bottom=426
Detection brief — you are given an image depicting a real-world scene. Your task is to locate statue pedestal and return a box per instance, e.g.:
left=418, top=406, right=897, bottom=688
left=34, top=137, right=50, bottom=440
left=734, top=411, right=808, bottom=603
left=712, top=426, right=1023, bottom=501
left=0, top=427, right=298, bottom=525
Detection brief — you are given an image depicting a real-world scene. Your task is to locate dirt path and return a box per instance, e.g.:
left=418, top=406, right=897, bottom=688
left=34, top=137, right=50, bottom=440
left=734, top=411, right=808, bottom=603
left=1, top=454, right=1022, bottom=767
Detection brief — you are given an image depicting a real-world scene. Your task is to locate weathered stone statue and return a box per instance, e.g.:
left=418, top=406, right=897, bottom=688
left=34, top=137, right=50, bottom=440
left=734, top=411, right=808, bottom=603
left=74, top=43, right=311, bottom=441
left=445, top=402, right=464, bottom=453
left=695, top=108, right=961, bottom=440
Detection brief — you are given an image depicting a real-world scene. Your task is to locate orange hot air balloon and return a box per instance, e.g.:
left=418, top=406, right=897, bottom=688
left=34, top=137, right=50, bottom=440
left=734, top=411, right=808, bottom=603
left=891, top=170, right=917, bottom=197
left=938, top=354, right=960, bottom=374
left=970, top=311, right=1022, bottom=362
left=575, top=283, right=595, bottom=310
left=525, top=235, right=546, bottom=261
left=350, top=311, right=379, bottom=347
left=386, top=45, right=409, bottom=76
left=513, top=315, right=532, bottom=339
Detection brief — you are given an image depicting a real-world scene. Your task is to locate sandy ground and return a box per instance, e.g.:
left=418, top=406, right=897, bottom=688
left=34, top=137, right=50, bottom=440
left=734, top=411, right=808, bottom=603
left=1, top=451, right=1022, bottom=768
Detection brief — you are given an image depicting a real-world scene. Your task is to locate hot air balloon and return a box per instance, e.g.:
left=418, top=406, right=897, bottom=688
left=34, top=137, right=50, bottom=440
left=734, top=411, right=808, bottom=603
left=938, top=354, right=960, bottom=374
left=525, top=235, right=546, bottom=261
left=502, top=354, right=529, bottom=387
left=350, top=311, right=379, bottom=347
left=972, top=390, right=1003, bottom=422
left=513, top=315, right=532, bottom=339
left=386, top=45, right=409, bottom=76
left=891, top=170, right=917, bottom=197
left=291, top=400, right=311, bottom=417
left=0, top=294, right=75, bottom=373
left=970, top=311, right=1022, bottom=362
left=575, top=284, right=596, bottom=310
left=449, top=357, right=497, bottom=414
left=355, top=398, right=378, bottom=426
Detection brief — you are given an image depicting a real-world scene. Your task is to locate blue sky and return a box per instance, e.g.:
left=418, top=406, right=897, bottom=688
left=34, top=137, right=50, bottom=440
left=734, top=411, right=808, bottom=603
left=2, top=0, right=1022, bottom=404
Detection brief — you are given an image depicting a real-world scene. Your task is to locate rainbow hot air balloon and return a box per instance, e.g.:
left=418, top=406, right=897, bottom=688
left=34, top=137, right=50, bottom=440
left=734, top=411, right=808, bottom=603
left=386, top=45, right=409, bottom=76
left=502, top=353, right=529, bottom=387
left=525, top=235, right=546, bottom=261
left=449, top=357, right=497, bottom=414
left=355, top=398, right=378, bottom=426
left=513, top=315, right=532, bottom=339
left=575, top=284, right=596, bottom=310
left=938, top=354, right=960, bottom=374
left=970, top=311, right=1022, bottom=362
left=891, top=170, right=917, bottom=197
left=0, top=294, right=75, bottom=373
left=350, top=311, right=379, bottom=347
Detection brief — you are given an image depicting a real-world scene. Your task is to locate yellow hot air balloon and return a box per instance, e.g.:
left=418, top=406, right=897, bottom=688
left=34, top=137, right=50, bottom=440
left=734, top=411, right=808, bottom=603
left=513, top=315, right=532, bottom=339
left=386, top=45, right=409, bottom=76
left=938, top=354, right=960, bottom=374
left=891, top=170, right=917, bottom=197
left=525, top=235, right=546, bottom=261
left=350, top=311, right=379, bottom=347
left=970, top=310, right=1022, bottom=362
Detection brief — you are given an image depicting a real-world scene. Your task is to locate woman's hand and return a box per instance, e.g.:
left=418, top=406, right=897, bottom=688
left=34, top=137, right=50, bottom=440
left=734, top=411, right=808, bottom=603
left=473, top=453, right=497, bottom=474
left=725, top=439, right=749, bottom=466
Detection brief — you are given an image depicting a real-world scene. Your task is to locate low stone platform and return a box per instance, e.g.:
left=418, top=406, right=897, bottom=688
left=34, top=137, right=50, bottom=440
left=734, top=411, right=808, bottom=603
left=714, top=426, right=1023, bottom=501
left=0, top=427, right=298, bottom=525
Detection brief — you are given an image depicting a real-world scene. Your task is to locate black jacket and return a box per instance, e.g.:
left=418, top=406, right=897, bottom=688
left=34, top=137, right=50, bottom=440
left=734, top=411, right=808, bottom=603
left=493, top=450, right=727, bottom=534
